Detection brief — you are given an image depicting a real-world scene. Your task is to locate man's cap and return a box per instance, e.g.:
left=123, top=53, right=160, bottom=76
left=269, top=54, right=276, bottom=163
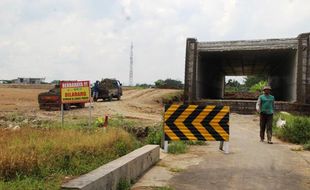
left=263, top=86, right=272, bottom=90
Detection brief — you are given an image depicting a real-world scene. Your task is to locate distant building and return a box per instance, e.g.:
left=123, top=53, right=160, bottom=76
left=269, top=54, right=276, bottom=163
left=12, top=77, right=46, bottom=84
left=0, top=80, right=10, bottom=84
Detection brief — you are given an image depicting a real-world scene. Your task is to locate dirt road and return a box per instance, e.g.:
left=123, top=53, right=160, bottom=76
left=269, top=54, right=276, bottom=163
left=0, top=86, right=179, bottom=124
left=90, top=88, right=179, bottom=122
left=133, top=114, right=310, bottom=190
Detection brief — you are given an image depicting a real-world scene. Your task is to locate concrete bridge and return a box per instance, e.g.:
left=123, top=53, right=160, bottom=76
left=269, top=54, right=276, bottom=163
left=184, top=32, right=310, bottom=114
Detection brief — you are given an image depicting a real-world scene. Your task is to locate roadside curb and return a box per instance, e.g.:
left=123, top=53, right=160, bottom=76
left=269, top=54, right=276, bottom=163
left=61, top=145, right=160, bottom=190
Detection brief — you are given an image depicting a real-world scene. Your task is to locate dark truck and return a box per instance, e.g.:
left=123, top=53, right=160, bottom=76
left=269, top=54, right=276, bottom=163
left=92, top=79, right=122, bottom=102
left=38, top=85, right=85, bottom=110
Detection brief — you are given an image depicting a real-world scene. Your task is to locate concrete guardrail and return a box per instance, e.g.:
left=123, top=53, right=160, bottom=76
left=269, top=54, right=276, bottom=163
left=61, top=145, right=160, bottom=190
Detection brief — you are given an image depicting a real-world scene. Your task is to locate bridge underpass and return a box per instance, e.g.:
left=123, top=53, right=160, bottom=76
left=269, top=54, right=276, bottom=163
left=198, top=49, right=297, bottom=102
left=184, top=33, right=310, bottom=114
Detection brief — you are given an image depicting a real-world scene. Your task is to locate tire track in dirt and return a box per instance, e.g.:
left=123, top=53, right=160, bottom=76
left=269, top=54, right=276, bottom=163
left=90, top=88, right=180, bottom=123
left=0, top=87, right=181, bottom=125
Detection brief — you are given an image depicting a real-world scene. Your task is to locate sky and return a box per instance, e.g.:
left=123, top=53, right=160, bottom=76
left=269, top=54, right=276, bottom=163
left=0, top=0, right=310, bottom=85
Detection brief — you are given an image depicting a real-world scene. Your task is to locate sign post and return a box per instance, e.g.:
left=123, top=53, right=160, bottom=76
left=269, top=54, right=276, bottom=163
left=88, top=95, right=92, bottom=127
left=61, top=103, right=64, bottom=127
left=60, top=81, right=91, bottom=127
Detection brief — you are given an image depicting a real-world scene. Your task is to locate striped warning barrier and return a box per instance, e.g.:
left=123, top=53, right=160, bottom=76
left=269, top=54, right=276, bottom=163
left=163, top=104, right=230, bottom=153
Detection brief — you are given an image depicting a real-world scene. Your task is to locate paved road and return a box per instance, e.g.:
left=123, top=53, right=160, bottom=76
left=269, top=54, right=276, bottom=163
left=133, top=114, right=310, bottom=190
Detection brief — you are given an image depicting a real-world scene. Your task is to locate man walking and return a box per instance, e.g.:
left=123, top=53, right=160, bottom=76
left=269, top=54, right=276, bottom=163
left=256, top=86, right=275, bottom=144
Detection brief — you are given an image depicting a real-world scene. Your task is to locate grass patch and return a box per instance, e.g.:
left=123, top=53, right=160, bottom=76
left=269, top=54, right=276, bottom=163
left=145, top=124, right=163, bottom=145
left=184, top=140, right=207, bottom=145
left=0, top=126, right=140, bottom=189
left=169, top=167, right=184, bottom=173
left=0, top=174, right=63, bottom=190
left=290, top=147, right=303, bottom=151
left=144, top=123, right=207, bottom=152
left=168, top=141, right=188, bottom=154
left=303, top=141, right=310, bottom=150
left=3, top=112, right=29, bottom=123
left=157, top=162, right=168, bottom=168
left=117, top=178, right=131, bottom=190
left=273, top=113, right=310, bottom=150
left=109, top=115, right=138, bottom=128
left=161, top=91, right=183, bottom=105
left=1, top=112, right=94, bottom=130
left=109, top=115, right=149, bottom=138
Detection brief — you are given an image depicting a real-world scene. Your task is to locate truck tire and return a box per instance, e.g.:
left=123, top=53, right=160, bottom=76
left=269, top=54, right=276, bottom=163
left=117, top=95, right=121, bottom=100
left=108, top=95, right=112, bottom=101
left=78, top=103, right=85, bottom=108
left=64, top=104, right=70, bottom=110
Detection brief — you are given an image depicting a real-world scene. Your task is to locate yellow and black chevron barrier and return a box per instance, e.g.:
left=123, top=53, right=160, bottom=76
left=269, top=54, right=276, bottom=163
left=164, top=104, right=230, bottom=142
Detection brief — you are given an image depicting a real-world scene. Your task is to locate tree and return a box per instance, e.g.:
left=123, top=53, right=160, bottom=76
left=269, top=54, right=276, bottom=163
left=225, top=79, right=243, bottom=92
left=250, top=81, right=268, bottom=92
left=51, top=80, right=60, bottom=84
left=225, top=79, right=241, bottom=88
left=154, top=79, right=183, bottom=89
left=154, top=80, right=165, bottom=87
left=244, top=75, right=268, bottom=89
left=164, top=79, right=183, bottom=89
left=135, top=83, right=152, bottom=88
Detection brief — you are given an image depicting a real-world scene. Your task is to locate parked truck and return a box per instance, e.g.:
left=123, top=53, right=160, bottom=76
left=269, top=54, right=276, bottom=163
left=92, top=78, right=123, bottom=102
left=38, top=85, right=85, bottom=110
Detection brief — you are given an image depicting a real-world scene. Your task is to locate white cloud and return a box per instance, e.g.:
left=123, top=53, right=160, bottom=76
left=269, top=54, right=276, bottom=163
left=0, top=0, right=310, bottom=84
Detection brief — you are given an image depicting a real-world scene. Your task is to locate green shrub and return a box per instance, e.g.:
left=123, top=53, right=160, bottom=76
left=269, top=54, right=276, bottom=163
left=250, top=80, right=267, bottom=92
left=185, top=140, right=207, bottom=145
left=146, top=127, right=163, bottom=145
left=114, top=140, right=130, bottom=156
left=273, top=113, right=310, bottom=145
left=155, top=79, right=183, bottom=89
left=161, top=91, right=183, bottom=104
left=117, top=178, right=131, bottom=190
left=168, top=141, right=188, bottom=154
left=303, top=141, right=310, bottom=150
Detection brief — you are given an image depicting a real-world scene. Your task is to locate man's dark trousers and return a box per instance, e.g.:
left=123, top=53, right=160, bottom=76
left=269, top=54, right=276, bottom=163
left=260, top=113, right=273, bottom=141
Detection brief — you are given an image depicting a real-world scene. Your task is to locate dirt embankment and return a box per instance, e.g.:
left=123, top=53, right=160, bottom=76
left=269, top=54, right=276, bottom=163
left=0, top=86, right=180, bottom=124
left=0, top=84, right=53, bottom=89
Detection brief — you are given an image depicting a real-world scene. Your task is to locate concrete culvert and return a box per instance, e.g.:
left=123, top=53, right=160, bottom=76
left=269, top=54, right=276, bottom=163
left=198, top=49, right=297, bottom=102
left=184, top=32, right=310, bottom=114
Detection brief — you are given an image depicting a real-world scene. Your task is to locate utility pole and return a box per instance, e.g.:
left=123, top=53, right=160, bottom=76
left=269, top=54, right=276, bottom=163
left=129, top=42, right=133, bottom=86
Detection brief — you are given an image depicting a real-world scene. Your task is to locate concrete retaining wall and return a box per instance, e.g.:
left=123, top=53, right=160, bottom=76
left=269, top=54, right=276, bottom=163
left=61, top=145, right=160, bottom=190
left=194, top=100, right=310, bottom=115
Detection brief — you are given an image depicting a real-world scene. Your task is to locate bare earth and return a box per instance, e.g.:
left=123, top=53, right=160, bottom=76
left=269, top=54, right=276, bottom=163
left=0, top=87, right=47, bottom=113
left=1, top=86, right=309, bottom=189
left=0, top=86, right=179, bottom=124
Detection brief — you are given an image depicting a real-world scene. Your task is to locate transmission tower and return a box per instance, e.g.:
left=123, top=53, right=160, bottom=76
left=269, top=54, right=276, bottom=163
left=129, top=42, right=133, bottom=86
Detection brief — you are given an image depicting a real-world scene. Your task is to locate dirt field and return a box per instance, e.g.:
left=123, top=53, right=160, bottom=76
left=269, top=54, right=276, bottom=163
left=0, top=87, right=47, bottom=112
left=0, top=86, right=180, bottom=124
